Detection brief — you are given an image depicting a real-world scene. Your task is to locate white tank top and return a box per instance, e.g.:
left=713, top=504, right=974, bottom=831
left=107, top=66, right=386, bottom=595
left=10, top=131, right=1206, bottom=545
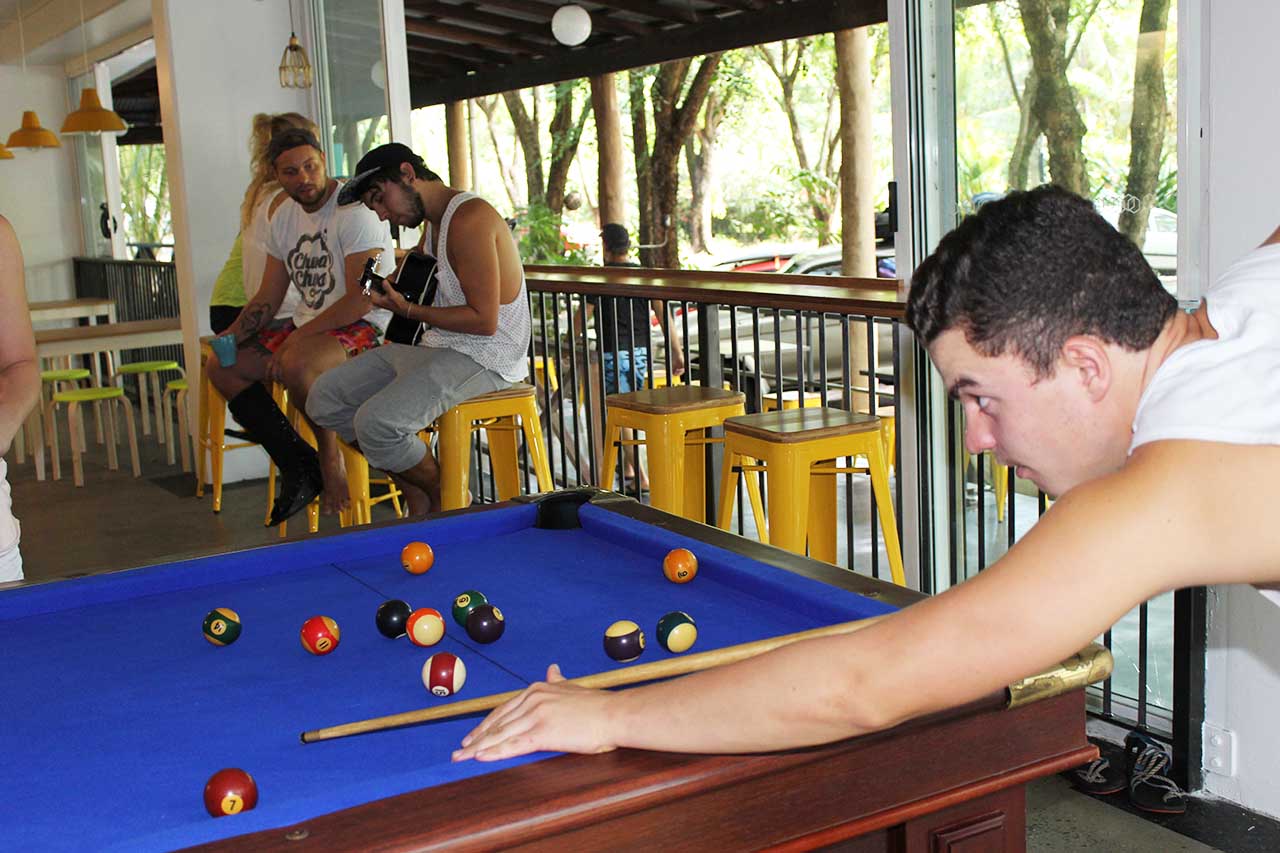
left=0, top=457, right=18, bottom=555
left=421, top=193, right=530, bottom=382
left=1130, top=241, right=1280, bottom=606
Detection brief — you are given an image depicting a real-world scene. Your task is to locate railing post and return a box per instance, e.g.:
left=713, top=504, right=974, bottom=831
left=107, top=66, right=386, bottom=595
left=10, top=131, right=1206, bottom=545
left=697, top=302, right=724, bottom=524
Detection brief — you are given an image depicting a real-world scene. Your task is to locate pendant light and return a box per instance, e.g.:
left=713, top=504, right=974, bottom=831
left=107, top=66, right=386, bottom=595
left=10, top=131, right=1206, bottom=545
left=61, top=0, right=129, bottom=135
left=7, top=1, right=61, bottom=149
left=0, top=143, right=14, bottom=160
left=279, top=0, right=314, bottom=89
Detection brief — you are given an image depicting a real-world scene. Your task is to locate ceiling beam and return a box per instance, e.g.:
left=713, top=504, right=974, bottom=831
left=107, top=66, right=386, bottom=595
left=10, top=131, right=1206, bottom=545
left=410, top=0, right=887, bottom=107
left=405, top=17, right=540, bottom=55
left=478, top=0, right=653, bottom=37
left=589, top=0, right=700, bottom=25
left=405, top=1, right=558, bottom=43
left=406, top=36, right=506, bottom=67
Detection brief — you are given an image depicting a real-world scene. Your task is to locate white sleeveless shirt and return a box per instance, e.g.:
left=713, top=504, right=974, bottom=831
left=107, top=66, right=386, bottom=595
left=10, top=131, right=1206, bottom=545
left=421, top=193, right=531, bottom=382
left=1130, top=241, right=1280, bottom=606
left=0, top=456, right=19, bottom=568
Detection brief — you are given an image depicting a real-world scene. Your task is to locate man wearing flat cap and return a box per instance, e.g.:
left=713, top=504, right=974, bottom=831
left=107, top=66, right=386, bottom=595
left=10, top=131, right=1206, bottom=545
left=308, top=143, right=530, bottom=515
left=207, top=127, right=394, bottom=526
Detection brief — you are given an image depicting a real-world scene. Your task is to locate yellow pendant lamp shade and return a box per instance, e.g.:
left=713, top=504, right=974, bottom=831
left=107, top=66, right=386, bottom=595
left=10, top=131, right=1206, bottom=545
left=7, top=111, right=61, bottom=149
left=61, top=88, right=128, bottom=135
left=0, top=143, right=14, bottom=160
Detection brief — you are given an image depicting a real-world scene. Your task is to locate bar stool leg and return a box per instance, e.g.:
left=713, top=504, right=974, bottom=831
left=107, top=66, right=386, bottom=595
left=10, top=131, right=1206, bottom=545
left=866, top=441, right=905, bottom=586
left=715, top=447, right=741, bottom=530
left=152, top=373, right=166, bottom=446
left=807, top=459, right=838, bottom=564
left=436, top=408, right=470, bottom=511
left=517, top=398, right=554, bottom=493
left=105, top=396, right=121, bottom=471
left=195, top=365, right=209, bottom=496
left=31, top=409, right=46, bottom=481
left=645, top=421, right=685, bottom=516
left=45, top=399, right=61, bottom=482
left=487, top=417, right=522, bottom=501
left=120, top=398, right=141, bottom=477
left=681, top=426, right=706, bottom=522
left=137, top=371, right=153, bottom=437
left=208, top=390, right=226, bottom=512
left=763, top=449, right=812, bottom=556
left=599, top=414, right=623, bottom=491
left=162, top=387, right=176, bottom=466
left=177, top=389, right=192, bottom=472
left=68, top=402, right=86, bottom=487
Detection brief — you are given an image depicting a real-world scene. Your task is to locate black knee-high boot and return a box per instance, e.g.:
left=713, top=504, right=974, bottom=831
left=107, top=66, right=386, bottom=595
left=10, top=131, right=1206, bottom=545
left=227, top=382, right=323, bottom=526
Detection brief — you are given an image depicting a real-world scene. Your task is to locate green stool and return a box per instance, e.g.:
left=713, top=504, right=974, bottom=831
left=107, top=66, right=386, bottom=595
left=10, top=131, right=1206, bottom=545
left=112, top=360, right=182, bottom=442
left=161, top=378, right=192, bottom=471
left=45, top=386, right=140, bottom=487
left=21, top=368, right=94, bottom=481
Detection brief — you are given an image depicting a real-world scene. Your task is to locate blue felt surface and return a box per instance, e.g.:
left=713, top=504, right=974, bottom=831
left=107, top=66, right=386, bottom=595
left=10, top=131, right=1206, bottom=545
left=0, top=502, right=897, bottom=852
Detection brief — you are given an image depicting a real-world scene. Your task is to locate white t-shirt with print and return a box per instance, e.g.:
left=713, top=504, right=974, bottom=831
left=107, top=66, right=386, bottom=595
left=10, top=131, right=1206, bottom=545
left=267, top=182, right=394, bottom=330
left=245, top=193, right=299, bottom=321
left=1129, top=241, right=1280, bottom=606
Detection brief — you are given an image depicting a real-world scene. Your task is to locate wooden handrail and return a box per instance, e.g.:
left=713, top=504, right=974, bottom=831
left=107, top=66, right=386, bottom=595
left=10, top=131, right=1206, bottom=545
left=523, top=264, right=907, bottom=319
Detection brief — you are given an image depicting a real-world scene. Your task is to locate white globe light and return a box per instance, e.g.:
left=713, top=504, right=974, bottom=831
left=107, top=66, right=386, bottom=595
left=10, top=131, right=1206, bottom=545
left=551, top=4, right=592, bottom=46
left=371, top=59, right=386, bottom=90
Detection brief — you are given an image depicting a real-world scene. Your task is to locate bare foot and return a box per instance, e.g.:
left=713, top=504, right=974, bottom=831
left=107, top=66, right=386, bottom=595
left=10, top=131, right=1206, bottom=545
left=319, top=451, right=350, bottom=515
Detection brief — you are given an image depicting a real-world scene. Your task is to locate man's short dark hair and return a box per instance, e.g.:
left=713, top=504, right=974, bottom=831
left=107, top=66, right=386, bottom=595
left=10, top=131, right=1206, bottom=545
left=265, top=128, right=323, bottom=168
left=601, top=223, right=630, bottom=253
left=905, top=184, right=1177, bottom=378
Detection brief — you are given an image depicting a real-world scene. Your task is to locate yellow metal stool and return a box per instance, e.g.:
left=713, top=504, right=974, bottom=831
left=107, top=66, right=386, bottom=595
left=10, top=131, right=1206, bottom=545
left=45, top=386, right=140, bottom=487
left=338, top=439, right=405, bottom=526
left=195, top=345, right=278, bottom=514
left=964, top=450, right=1010, bottom=522
left=160, top=378, right=192, bottom=471
left=112, top=359, right=182, bottom=441
left=763, top=391, right=896, bottom=470
left=531, top=355, right=560, bottom=394
left=434, top=383, right=554, bottom=511
left=716, top=407, right=905, bottom=585
left=600, top=385, right=763, bottom=525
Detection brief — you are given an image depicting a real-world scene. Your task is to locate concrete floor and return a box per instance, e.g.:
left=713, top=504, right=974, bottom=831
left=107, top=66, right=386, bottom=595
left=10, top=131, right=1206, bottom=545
left=5, top=408, right=1225, bottom=852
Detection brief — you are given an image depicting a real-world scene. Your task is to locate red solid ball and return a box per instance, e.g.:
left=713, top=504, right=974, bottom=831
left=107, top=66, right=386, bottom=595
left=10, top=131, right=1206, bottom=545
left=203, top=767, right=258, bottom=817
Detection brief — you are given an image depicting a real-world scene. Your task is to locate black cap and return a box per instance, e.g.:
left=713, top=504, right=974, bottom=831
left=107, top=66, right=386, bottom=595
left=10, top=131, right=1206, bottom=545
left=601, top=223, right=630, bottom=253
left=337, top=142, right=429, bottom=205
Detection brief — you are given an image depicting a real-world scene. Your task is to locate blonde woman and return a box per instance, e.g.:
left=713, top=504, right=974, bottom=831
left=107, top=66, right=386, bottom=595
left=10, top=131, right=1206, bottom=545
left=209, top=112, right=317, bottom=333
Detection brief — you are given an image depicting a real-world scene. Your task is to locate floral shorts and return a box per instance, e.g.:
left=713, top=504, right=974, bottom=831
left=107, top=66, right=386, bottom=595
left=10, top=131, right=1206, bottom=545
left=256, top=319, right=380, bottom=357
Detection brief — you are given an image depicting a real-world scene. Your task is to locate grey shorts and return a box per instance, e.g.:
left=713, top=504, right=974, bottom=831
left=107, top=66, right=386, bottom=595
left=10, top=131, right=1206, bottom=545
left=306, top=344, right=510, bottom=473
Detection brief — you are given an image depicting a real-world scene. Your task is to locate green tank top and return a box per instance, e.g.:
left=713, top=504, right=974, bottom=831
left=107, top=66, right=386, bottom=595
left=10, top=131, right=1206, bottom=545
left=210, top=232, right=247, bottom=308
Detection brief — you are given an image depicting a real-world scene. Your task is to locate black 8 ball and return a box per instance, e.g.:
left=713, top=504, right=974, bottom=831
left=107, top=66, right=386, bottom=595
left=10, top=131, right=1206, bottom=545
left=465, top=604, right=505, bottom=644
left=375, top=599, right=413, bottom=639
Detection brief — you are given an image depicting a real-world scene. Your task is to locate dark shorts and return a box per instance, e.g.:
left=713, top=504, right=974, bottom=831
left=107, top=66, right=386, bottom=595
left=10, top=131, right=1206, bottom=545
left=257, top=319, right=381, bottom=357
left=603, top=349, right=649, bottom=394
left=209, top=305, right=242, bottom=336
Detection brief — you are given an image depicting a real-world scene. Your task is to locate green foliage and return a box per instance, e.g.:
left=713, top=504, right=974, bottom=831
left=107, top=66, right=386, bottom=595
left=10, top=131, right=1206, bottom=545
left=118, top=145, right=172, bottom=250
left=514, top=202, right=592, bottom=265
left=715, top=183, right=805, bottom=243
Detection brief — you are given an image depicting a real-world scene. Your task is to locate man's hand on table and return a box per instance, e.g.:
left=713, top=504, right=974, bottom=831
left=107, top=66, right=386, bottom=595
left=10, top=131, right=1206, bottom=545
left=452, top=664, right=619, bottom=762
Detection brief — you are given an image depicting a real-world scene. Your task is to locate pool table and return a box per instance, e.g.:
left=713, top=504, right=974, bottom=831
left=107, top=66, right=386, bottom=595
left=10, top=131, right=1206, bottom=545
left=0, top=489, right=1109, bottom=852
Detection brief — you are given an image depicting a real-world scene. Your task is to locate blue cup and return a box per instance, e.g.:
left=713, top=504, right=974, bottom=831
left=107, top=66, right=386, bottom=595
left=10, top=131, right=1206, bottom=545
left=211, top=334, right=238, bottom=368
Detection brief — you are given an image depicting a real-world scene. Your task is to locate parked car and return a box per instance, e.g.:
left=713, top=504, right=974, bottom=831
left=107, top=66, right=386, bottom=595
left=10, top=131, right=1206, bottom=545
left=778, top=245, right=897, bottom=278
left=712, top=243, right=808, bottom=272
left=1096, top=205, right=1177, bottom=275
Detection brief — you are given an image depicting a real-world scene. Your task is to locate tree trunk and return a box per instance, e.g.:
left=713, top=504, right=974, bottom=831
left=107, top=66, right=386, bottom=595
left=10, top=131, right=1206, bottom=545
left=1117, top=0, right=1172, bottom=245
left=628, top=69, right=653, bottom=262
left=1007, top=70, right=1042, bottom=190
left=1019, top=0, right=1089, bottom=195
left=475, top=95, right=523, bottom=210
left=836, top=28, right=875, bottom=278
left=445, top=101, right=471, bottom=191
left=544, top=81, right=591, bottom=218
left=591, top=73, right=626, bottom=227
left=503, top=90, right=545, bottom=205
left=645, top=55, right=723, bottom=269
left=685, top=89, right=724, bottom=256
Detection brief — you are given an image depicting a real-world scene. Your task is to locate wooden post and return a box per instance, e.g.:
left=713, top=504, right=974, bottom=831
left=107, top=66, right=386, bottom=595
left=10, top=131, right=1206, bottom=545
left=590, top=73, right=625, bottom=226
left=445, top=100, right=471, bottom=190
left=836, top=28, right=877, bottom=407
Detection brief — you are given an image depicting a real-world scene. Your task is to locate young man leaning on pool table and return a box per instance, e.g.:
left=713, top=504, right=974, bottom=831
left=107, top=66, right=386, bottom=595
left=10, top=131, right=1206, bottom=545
left=453, top=185, right=1280, bottom=772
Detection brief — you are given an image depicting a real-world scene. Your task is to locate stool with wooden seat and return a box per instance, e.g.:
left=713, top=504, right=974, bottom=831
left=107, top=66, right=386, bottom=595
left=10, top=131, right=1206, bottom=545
left=44, top=386, right=140, bottom=487
left=600, top=385, right=763, bottom=525
left=112, top=359, right=182, bottom=443
left=716, top=407, right=905, bottom=586
left=762, top=390, right=896, bottom=470
left=160, top=378, right=192, bottom=472
left=434, top=383, right=553, bottom=512
left=18, top=368, right=93, bottom=480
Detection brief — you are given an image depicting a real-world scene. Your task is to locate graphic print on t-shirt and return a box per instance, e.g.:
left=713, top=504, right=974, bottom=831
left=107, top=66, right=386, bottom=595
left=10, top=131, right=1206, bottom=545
left=285, top=230, right=336, bottom=310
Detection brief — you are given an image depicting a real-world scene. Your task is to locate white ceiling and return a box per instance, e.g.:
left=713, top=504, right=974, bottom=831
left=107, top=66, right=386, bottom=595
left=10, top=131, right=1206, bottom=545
left=1, top=0, right=150, bottom=67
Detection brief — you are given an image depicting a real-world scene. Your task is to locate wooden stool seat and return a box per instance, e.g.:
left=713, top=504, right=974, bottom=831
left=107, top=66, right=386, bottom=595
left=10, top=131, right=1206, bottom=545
left=717, top=406, right=904, bottom=585
left=435, top=382, right=554, bottom=511
left=45, top=386, right=140, bottom=487
left=600, top=385, right=762, bottom=525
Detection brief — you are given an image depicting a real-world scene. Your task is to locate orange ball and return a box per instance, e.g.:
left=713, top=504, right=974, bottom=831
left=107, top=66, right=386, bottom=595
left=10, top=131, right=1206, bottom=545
left=300, top=615, right=340, bottom=655
left=662, top=548, right=698, bottom=583
left=401, top=541, right=434, bottom=575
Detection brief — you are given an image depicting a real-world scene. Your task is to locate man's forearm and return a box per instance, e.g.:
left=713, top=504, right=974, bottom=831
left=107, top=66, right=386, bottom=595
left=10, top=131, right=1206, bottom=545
left=228, top=299, right=279, bottom=343
left=0, top=359, right=41, bottom=451
left=415, top=303, right=496, bottom=336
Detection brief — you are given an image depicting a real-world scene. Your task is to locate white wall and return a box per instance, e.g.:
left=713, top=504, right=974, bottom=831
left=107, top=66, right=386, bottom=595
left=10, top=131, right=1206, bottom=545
left=1198, top=0, right=1280, bottom=819
left=152, top=0, right=313, bottom=481
left=0, top=64, right=82, bottom=305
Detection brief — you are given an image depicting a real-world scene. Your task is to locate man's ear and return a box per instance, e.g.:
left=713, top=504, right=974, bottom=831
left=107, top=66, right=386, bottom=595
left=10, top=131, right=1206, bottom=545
left=1060, top=335, right=1112, bottom=402
left=400, top=162, right=415, bottom=183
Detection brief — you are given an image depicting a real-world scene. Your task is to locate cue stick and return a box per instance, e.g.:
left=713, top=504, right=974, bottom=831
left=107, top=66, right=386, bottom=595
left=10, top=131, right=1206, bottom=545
left=301, top=614, right=886, bottom=744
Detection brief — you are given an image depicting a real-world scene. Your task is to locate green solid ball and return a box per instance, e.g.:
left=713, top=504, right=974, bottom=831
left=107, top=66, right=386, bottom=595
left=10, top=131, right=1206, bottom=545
left=452, top=590, right=488, bottom=628
left=656, top=611, right=697, bottom=653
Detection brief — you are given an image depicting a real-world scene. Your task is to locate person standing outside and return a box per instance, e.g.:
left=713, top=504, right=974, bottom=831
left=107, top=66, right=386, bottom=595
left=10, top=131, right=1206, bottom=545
left=0, top=216, right=41, bottom=583
left=206, top=128, right=393, bottom=525
left=307, top=143, right=530, bottom=516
